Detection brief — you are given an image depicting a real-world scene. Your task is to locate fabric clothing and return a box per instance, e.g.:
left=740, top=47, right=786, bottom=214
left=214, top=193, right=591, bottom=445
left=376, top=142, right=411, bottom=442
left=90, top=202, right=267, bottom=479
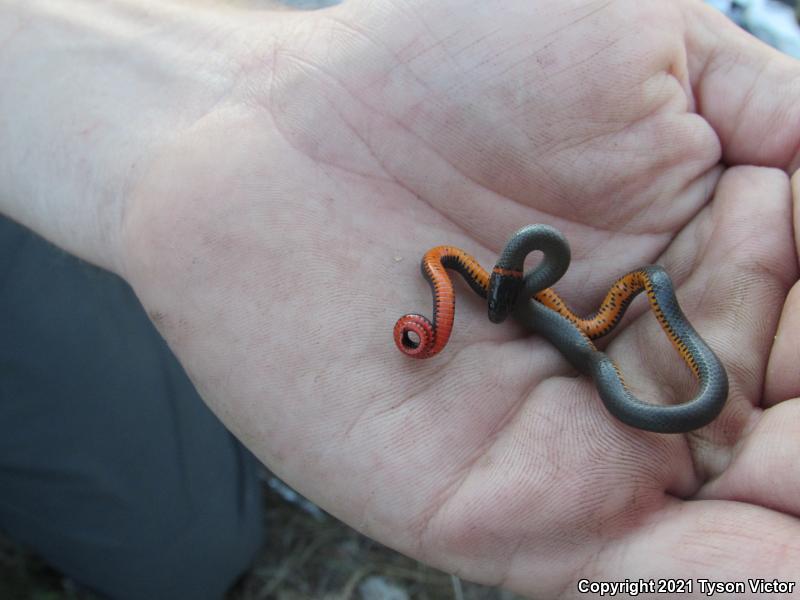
left=0, top=216, right=262, bottom=600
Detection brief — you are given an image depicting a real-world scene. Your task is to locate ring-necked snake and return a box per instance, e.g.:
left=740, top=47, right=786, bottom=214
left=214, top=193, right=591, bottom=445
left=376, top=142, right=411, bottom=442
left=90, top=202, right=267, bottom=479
left=393, top=224, right=728, bottom=434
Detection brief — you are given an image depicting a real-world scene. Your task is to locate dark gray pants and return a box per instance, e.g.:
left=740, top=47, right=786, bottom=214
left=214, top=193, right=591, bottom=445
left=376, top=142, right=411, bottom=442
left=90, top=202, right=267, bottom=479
left=0, top=216, right=263, bottom=599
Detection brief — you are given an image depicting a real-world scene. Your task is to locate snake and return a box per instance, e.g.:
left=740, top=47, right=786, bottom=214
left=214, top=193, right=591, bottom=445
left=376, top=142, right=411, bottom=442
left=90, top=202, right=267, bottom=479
left=393, top=224, right=728, bottom=434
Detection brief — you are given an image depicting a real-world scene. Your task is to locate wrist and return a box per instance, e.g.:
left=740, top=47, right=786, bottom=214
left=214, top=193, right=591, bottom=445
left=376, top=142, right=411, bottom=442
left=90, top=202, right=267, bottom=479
left=0, top=0, right=278, bottom=276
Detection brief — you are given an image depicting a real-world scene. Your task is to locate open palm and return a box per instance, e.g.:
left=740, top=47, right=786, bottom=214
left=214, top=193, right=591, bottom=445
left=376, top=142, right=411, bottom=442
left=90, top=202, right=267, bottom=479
left=121, top=0, right=800, bottom=596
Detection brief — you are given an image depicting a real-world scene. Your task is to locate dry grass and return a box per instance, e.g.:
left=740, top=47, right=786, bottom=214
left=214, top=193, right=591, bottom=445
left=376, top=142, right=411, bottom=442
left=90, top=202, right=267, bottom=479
left=0, top=478, right=522, bottom=600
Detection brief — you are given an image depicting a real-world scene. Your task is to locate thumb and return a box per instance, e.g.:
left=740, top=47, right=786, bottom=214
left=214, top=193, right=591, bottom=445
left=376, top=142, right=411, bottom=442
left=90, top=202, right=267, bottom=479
left=684, top=0, right=800, bottom=172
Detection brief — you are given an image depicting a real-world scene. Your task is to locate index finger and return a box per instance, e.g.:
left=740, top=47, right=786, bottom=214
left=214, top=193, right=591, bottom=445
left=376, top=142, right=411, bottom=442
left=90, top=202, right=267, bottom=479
left=683, top=0, right=800, bottom=171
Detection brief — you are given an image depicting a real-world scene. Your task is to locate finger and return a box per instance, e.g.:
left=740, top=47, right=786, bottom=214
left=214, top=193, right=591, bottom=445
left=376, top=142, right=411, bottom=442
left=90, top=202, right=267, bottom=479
left=701, top=172, right=800, bottom=516
left=697, top=400, right=800, bottom=517
left=764, top=170, right=800, bottom=404
left=765, top=284, right=800, bottom=405
left=577, top=497, right=800, bottom=600
left=683, top=0, right=800, bottom=171
left=608, top=166, right=794, bottom=475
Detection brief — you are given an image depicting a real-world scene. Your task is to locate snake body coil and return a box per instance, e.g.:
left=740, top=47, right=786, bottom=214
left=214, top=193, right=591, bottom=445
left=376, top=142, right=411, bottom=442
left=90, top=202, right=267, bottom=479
left=394, top=225, right=728, bottom=434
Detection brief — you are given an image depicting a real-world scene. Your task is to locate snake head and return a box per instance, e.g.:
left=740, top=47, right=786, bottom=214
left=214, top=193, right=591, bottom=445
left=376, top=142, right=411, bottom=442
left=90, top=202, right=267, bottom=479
left=488, top=269, right=524, bottom=323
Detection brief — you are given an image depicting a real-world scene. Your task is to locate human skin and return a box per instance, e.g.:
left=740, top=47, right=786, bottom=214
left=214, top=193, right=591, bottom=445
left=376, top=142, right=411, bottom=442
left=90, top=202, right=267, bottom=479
left=2, top=0, right=800, bottom=597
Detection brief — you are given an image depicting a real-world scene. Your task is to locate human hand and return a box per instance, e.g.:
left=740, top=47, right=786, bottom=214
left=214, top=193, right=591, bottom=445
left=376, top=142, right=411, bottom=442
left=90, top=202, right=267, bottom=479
left=5, top=0, right=800, bottom=596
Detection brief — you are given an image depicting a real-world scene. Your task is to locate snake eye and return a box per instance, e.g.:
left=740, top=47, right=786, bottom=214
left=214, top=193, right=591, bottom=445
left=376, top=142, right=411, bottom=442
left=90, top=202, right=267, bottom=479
left=488, top=272, right=523, bottom=324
